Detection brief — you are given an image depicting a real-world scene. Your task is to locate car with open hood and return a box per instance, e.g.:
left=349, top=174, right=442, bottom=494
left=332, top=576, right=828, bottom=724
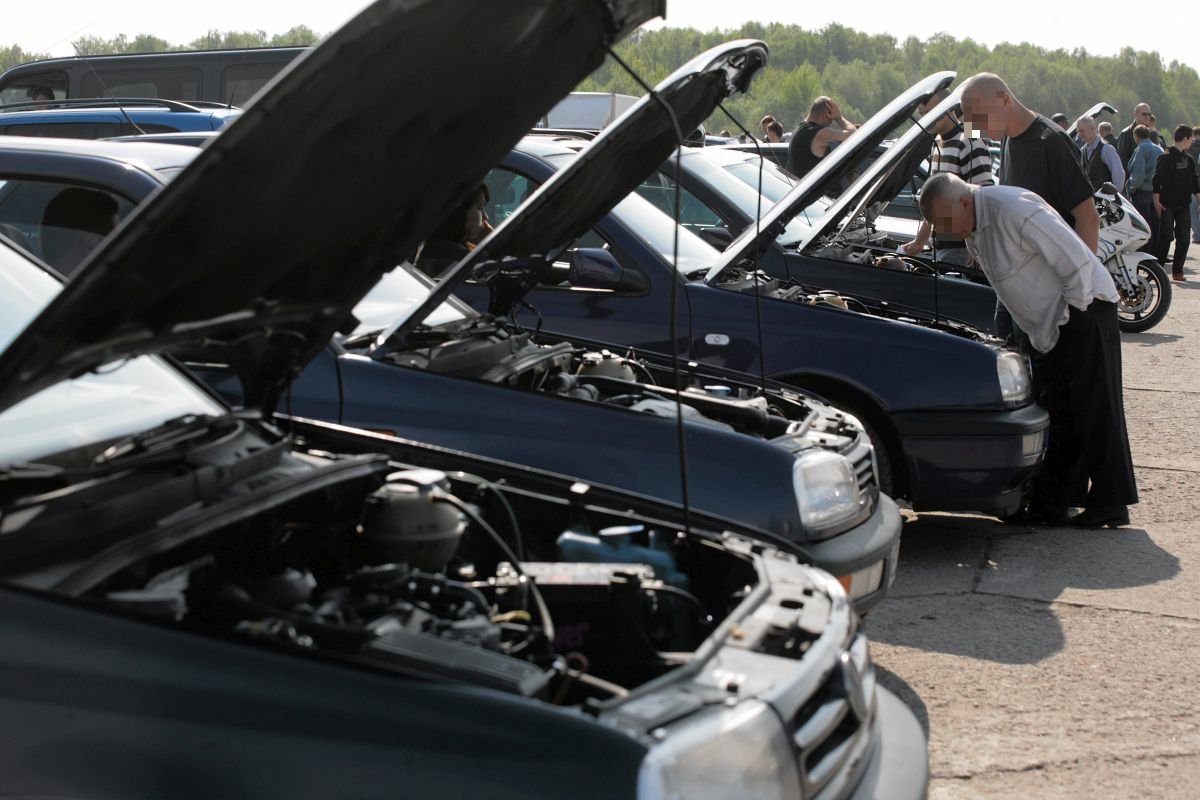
left=445, top=73, right=1049, bottom=518
left=701, top=86, right=1000, bottom=333
left=74, top=44, right=904, bottom=612
left=0, top=2, right=929, bottom=797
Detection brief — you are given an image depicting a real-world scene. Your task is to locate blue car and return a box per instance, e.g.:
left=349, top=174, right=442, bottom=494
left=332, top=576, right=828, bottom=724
left=440, top=72, right=1049, bottom=518
left=0, top=98, right=240, bottom=139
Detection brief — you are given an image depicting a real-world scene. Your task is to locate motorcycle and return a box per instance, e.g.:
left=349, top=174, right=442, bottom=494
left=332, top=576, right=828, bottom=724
left=1094, top=181, right=1172, bottom=333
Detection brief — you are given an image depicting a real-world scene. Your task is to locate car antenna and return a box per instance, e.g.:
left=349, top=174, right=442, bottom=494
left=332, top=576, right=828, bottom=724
left=607, top=45, right=692, bottom=537
left=79, top=55, right=146, bottom=136
left=717, top=103, right=770, bottom=393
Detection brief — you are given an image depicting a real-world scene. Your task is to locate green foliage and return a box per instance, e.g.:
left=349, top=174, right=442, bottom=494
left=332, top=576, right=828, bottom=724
left=579, top=23, right=1200, bottom=135
left=0, top=44, right=50, bottom=74
left=0, top=27, right=321, bottom=72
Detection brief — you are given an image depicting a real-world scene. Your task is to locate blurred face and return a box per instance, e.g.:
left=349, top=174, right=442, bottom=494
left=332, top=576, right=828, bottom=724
left=1135, top=106, right=1152, bottom=126
left=1077, top=121, right=1096, bottom=143
left=961, top=90, right=1008, bottom=138
left=925, top=193, right=975, bottom=238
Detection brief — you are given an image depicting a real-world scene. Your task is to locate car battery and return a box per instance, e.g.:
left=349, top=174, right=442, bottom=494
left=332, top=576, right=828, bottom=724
left=493, top=562, right=677, bottom=663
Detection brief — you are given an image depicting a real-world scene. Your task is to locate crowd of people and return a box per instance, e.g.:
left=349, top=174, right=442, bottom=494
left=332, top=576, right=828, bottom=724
left=763, top=73, right=1177, bottom=529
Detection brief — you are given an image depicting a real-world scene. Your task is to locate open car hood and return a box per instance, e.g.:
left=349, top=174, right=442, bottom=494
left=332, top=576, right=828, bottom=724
left=0, top=0, right=663, bottom=414
left=805, top=88, right=966, bottom=248
left=1066, top=101, right=1118, bottom=137
left=704, top=71, right=955, bottom=284
left=377, top=38, right=768, bottom=348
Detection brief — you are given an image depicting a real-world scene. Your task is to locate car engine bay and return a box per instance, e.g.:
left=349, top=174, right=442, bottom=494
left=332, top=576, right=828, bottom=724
left=714, top=259, right=994, bottom=343
left=362, top=315, right=871, bottom=448
left=4, top=439, right=837, bottom=713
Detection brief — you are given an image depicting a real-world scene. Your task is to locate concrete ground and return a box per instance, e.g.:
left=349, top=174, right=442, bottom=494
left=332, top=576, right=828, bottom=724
left=868, top=255, right=1200, bottom=798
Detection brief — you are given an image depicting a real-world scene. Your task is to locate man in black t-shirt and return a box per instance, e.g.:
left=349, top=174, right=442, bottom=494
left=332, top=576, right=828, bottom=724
left=961, top=74, right=1098, bottom=248
left=785, top=96, right=858, bottom=179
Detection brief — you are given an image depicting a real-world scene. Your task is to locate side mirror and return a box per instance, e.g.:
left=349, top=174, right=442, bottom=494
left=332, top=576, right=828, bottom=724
left=698, top=226, right=734, bottom=250
left=569, top=247, right=624, bottom=288
left=1098, top=181, right=1120, bottom=197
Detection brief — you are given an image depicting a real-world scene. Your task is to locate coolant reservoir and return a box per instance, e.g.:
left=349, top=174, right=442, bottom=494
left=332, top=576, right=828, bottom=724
left=362, top=469, right=465, bottom=571
left=577, top=350, right=637, bottom=381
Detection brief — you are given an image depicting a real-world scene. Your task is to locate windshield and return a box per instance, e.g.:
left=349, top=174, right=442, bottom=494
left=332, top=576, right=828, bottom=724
left=543, top=152, right=719, bottom=276
left=608, top=192, right=720, bottom=276
left=0, top=242, right=225, bottom=464
left=679, top=153, right=826, bottom=247
left=351, top=262, right=474, bottom=336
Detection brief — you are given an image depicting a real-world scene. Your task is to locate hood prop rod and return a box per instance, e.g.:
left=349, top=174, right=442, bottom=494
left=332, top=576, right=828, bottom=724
left=607, top=45, right=692, bottom=539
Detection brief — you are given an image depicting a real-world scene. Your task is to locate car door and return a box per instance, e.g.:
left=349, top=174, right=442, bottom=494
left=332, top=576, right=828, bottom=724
left=456, top=165, right=693, bottom=355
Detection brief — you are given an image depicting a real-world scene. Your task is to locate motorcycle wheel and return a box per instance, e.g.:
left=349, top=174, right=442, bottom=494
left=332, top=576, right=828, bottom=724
left=1117, top=259, right=1171, bottom=333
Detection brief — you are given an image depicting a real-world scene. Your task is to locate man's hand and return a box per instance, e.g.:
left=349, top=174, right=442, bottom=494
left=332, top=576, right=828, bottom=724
left=827, top=99, right=842, bottom=121
left=900, top=240, right=925, bottom=256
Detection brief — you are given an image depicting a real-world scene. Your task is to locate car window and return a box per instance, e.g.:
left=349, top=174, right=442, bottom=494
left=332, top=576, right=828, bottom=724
left=0, top=71, right=69, bottom=106
left=351, top=263, right=474, bottom=335
left=221, top=64, right=280, bottom=106
left=483, top=168, right=533, bottom=225
left=0, top=245, right=225, bottom=464
left=0, top=178, right=134, bottom=276
left=0, top=121, right=123, bottom=139
left=636, top=171, right=725, bottom=233
left=81, top=68, right=202, bottom=101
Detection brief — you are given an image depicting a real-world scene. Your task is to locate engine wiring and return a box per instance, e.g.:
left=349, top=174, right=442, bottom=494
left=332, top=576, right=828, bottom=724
left=432, top=491, right=555, bottom=646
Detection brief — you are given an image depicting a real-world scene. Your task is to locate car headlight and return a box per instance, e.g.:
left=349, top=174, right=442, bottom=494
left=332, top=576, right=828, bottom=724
left=996, top=350, right=1031, bottom=405
left=793, top=449, right=860, bottom=530
left=637, top=700, right=801, bottom=799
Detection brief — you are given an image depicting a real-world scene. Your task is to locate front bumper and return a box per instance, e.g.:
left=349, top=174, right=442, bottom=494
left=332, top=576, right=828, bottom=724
left=848, top=687, right=930, bottom=800
left=805, top=494, right=903, bottom=615
left=891, top=403, right=1049, bottom=516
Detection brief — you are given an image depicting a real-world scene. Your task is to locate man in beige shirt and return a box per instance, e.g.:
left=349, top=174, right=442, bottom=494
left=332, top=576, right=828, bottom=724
left=920, top=172, right=1137, bottom=528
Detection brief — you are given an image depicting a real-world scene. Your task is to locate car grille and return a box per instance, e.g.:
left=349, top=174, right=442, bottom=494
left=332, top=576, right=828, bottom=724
left=850, top=444, right=878, bottom=512
left=788, top=640, right=876, bottom=798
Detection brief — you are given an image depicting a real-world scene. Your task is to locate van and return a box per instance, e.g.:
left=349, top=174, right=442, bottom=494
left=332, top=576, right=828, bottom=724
left=0, top=47, right=307, bottom=107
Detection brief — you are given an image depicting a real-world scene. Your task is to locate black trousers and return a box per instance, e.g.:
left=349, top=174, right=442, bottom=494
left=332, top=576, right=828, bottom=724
left=1131, top=189, right=1159, bottom=255
left=1029, top=300, right=1138, bottom=510
left=1155, top=204, right=1191, bottom=273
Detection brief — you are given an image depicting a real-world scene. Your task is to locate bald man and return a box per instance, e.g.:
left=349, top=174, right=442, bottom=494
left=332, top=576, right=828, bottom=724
left=961, top=73, right=1100, bottom=253
left=786, top=95, right=858, bottom=179
left=1117, top=103, right=1153, bottom=165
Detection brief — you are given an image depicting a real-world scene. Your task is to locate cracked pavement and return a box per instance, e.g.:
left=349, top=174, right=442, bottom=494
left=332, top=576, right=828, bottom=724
left=867, top=255, right=1200, bottom=798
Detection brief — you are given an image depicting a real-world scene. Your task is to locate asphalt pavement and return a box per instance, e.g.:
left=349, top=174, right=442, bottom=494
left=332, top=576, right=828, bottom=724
left=868, top=254, right=1200, bottom=798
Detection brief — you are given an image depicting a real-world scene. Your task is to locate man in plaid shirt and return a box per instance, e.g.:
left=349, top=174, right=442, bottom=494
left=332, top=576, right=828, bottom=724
left=901, top=90, right=995, bottom=265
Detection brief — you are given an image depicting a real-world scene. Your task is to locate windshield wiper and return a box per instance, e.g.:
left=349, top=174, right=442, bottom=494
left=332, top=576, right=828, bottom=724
left=92, top=413, right=244, bottom=473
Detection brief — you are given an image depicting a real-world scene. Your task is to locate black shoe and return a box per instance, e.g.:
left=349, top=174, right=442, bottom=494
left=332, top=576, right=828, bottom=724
left=1066, top=505, right=1130, bottom=528
left=1002, top=506, right=1070, bottom=526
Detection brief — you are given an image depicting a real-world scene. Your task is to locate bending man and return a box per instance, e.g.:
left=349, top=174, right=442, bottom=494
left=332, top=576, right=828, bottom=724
left=919, top=173, right=1137, bottom=528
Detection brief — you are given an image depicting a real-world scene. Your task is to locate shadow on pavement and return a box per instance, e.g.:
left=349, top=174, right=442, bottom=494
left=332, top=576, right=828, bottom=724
left=1124, top=332, right=1183, bottom=347
left=874, top=665, right=930, bottom=737
left=865, top=513, right=1180, bottom=664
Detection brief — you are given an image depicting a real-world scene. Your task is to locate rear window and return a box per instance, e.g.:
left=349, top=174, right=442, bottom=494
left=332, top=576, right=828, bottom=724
left=81, top=67, right=201, bottom=100
left=0, top=71, right=69, bottom=106
left=220, top=63, right=284, bottom=106
left=0, top=177, right=134, bottom=276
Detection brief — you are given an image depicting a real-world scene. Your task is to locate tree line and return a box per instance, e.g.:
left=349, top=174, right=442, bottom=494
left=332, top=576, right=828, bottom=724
left=0, top=27, right=320, bottom=73
left=577, top=23, right=1200, bottom=135
left=3, top=22, right=1199, bottom=134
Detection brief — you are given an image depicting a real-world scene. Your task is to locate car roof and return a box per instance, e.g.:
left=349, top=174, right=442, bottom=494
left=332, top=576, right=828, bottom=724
left=0, top=105, right=240, bottom=131
left=0, top=135, right=199, bottom=173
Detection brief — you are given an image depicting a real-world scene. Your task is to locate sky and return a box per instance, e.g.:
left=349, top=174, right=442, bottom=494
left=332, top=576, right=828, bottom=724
left=7, top=1, right=1197, bottom=72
